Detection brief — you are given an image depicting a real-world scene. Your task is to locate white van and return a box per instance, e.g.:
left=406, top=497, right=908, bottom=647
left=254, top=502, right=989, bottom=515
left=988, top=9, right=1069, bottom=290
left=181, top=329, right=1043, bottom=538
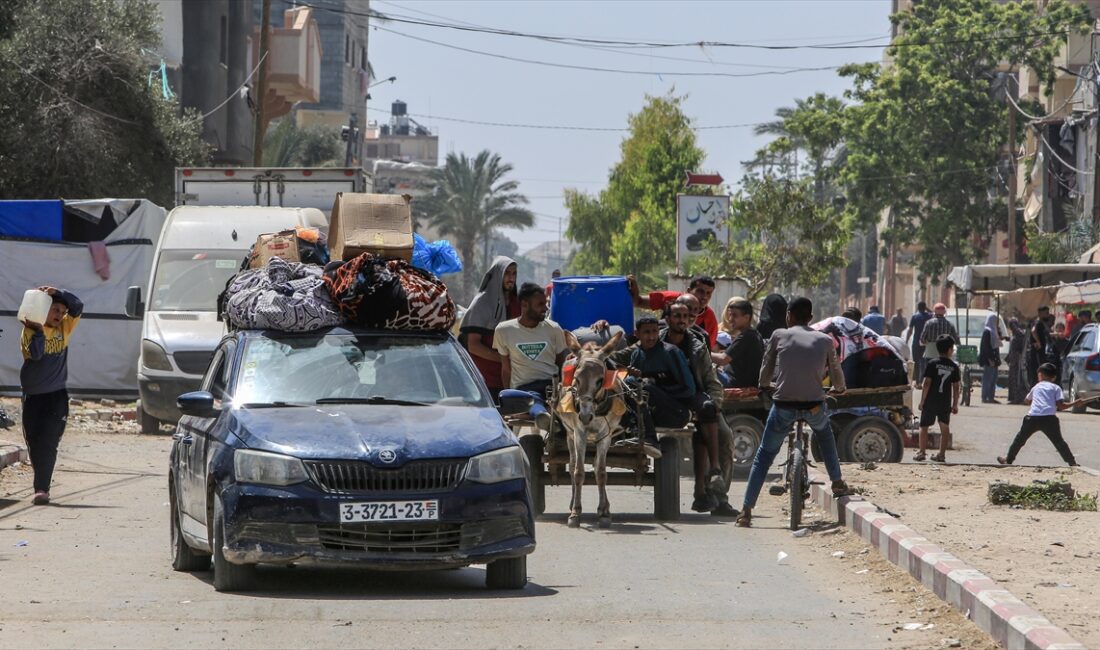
left=126, top=206, right=328, bottom=433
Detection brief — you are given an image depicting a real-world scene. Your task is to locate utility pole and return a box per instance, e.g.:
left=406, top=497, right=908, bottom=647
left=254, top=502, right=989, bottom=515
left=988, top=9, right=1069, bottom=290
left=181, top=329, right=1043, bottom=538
left=1006, top=72, right=1017, bottom=265
left=252, top=0, right=271, bottom=166
left=860, top=230, right=868, bottom=307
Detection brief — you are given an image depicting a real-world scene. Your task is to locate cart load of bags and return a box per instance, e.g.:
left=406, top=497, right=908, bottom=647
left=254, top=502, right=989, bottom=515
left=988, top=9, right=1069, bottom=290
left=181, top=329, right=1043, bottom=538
left=218, top=193, right=460, bottom=333
left=812, top=316, right=908, bottom=389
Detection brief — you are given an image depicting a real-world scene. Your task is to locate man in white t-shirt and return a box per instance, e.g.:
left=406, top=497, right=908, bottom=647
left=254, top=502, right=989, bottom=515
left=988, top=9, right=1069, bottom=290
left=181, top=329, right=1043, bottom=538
left=997, top=362, right=1086, bottom=466
left=493, top=283, right=570, bottom=397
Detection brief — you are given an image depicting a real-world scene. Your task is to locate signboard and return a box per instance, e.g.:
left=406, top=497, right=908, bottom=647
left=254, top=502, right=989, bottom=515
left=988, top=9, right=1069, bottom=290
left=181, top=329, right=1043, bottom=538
left=676, top=194, right=730, bottom=267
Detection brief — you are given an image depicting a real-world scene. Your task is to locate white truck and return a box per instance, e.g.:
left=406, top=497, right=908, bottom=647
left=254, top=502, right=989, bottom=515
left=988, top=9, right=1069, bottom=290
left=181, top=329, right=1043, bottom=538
left=174, top=167, right=369, bottom=214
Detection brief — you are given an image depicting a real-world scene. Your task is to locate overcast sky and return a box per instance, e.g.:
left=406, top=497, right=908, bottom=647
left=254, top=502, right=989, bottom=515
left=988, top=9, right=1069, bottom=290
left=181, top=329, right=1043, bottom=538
left=366, top=0, right=891, bottom=253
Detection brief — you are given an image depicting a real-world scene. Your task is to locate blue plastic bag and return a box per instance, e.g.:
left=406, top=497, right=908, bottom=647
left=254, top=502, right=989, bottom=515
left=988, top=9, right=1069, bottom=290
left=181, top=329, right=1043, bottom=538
left=412, top=233, right=463, bottom=276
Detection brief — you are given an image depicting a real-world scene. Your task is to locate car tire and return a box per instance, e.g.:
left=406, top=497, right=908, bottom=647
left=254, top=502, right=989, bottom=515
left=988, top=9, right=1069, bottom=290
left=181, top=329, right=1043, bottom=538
left=485, top=556, right=527, bottom=590
left=170, top=480, right=210, bottom=572
left=841, top=416, right=903, bottom=464
left=653, top=437, right=681, bottom=521
left=139, top=402, right=160, bottom=435
left=725, top=414, right=763, bottom=479
left=212, top=492, right=257, bottom=592
left=519, top=435, right=546, bottom=516
left=1069, top=379, right=1087, bottom=414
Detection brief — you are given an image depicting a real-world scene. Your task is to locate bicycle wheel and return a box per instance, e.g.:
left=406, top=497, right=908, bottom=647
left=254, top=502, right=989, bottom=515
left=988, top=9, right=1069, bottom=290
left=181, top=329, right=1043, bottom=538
left=789, top=446, right=805, bottom=531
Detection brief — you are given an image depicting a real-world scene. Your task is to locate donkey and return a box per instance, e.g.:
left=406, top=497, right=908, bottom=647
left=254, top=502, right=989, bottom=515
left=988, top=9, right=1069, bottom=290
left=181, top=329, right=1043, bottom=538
left=557, top=331, right=625, bottom=528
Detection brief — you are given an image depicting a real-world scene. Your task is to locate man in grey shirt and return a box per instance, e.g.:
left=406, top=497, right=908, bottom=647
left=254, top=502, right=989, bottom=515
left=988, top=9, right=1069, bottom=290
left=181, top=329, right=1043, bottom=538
left=736, top=297, right=854, bottom=527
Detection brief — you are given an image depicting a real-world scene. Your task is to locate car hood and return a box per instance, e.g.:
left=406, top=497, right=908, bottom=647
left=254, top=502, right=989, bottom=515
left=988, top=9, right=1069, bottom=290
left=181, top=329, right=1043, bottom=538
left=227, top=404, right=513, bottom=464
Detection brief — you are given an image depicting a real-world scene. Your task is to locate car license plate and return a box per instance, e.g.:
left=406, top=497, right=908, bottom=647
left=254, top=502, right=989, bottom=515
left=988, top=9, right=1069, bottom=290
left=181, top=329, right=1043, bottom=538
left=339, top=500, right=439, bottom=522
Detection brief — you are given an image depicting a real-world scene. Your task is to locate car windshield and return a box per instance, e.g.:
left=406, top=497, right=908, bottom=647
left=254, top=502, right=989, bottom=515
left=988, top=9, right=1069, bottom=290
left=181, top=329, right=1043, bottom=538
left=150, top=249, right=246, bottom=311
left=235, top=333, right=490, bottom=407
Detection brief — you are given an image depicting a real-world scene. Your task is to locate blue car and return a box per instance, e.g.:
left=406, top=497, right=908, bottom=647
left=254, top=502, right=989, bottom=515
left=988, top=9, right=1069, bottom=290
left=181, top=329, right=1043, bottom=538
left=168, top=327, right=535, bottom=592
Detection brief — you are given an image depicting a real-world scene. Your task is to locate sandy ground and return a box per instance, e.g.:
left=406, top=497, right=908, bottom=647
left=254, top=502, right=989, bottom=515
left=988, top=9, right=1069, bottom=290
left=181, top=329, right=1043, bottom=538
left=846, top=462, right=1100, bottom=648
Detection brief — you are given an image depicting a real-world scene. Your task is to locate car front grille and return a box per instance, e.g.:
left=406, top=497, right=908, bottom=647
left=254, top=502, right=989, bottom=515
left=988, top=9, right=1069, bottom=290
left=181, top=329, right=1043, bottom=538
left=318, top=523, right=463, bottom=553
left=173, top=350, right=214, bottom=375
left=305, top=459, right=468, bottom=495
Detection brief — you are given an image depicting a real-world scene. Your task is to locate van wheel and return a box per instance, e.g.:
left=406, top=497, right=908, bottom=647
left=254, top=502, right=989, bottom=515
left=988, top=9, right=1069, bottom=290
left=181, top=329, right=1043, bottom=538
left=486, top=556, right=527, bottom=590
left=212, top=492, right=257, bottom=592
left=139, top=402, right=160, bottom=435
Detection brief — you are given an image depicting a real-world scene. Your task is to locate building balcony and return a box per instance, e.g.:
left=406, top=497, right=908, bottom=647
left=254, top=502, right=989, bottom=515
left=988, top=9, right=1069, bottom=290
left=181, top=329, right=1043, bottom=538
left=253, top=6, right=322, bottom=123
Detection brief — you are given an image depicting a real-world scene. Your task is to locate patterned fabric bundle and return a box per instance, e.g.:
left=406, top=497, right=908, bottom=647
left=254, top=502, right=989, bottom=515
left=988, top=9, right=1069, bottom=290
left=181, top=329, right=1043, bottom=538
left=323, top=253, right=456, bottom=331
left=811, top=316, right=907, bottom=388
left=223, top=258, right=345, bottom=331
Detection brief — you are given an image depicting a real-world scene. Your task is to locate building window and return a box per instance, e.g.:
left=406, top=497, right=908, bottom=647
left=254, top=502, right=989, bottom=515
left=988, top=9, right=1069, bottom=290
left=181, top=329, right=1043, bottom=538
left=345, top=34, right=350, bottom=64
left=361, top=47, right=367, bottom=71
left=366, top=144, right=378, bottom=158
left=219, top=15, right=227, bottom=65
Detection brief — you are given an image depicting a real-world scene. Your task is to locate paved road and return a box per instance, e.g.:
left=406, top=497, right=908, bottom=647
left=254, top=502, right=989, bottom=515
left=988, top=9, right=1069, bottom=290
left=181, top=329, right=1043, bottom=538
left=0, top=428, right=966, bottom=649
left=912, top=386, right=1100, bottom=468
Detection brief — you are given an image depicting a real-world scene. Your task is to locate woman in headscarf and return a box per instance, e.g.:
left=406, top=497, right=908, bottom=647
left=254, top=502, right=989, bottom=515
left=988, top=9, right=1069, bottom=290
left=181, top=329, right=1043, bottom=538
left=458, top=256, right=519, bottom=396
left=756, top=294, right=788, bottom=341
left=978, top=313, right=1003, bottom=404
left=1005, top=317, right=1028, bottom=404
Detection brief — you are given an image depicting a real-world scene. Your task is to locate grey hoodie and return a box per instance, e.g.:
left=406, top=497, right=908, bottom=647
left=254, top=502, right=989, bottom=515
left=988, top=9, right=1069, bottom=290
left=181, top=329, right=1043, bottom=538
left=459, top=256, right=516, bottom=336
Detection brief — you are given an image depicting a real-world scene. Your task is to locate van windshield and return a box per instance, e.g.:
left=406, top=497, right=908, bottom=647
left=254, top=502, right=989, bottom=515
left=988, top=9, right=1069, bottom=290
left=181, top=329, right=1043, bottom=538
left=150, top=249, right=246, bottom=311
left=947, top=314, right=1005, bottom=341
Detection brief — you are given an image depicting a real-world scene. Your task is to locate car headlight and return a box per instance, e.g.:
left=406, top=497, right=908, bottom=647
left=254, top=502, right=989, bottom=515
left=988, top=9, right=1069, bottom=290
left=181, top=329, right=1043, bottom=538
left=141, top=339, right=173, bottom=371
left=233, top=449, right=309, bottom=486
left=465, top=446, right=526, bottom=484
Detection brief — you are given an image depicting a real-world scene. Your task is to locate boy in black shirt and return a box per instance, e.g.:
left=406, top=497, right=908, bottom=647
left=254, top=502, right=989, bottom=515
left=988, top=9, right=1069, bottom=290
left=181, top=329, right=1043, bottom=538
left=916, top=335, right=959, bottom=462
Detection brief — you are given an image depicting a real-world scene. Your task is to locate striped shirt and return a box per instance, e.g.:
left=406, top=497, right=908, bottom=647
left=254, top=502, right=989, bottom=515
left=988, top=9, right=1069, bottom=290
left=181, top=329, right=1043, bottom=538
left=919, top=316, right=960, bottom=347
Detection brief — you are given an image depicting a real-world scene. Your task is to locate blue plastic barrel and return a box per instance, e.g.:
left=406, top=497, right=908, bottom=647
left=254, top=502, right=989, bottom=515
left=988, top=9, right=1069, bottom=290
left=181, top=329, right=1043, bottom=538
left=550, top=276, right=635, bottom=335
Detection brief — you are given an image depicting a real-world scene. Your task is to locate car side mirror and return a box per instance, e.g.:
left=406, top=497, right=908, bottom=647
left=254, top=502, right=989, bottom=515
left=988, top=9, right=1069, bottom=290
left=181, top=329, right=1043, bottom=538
left=177, top=391, right=219, bottom=418
left=125, top=286, right=144, bottom=319
left=497, top=389, right=534, bottom=417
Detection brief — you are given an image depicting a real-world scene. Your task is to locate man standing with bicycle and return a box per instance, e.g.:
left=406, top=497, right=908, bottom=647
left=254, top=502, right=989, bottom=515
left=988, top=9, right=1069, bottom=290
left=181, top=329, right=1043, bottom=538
left=736, top=297, right=854, bottom=528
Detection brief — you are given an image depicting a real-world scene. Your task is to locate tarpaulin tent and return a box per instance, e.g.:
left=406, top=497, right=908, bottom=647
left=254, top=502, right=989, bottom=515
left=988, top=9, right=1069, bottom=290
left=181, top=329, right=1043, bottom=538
left=945, top=264, right=1100, bottom=293
left=0, top=199, right=166, bottom=397
left=1055, top=278, right=1100, bottom=305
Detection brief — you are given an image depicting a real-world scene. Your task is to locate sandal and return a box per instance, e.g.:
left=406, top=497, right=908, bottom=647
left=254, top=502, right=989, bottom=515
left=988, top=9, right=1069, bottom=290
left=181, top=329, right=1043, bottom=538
left=735, top=511, right=752, bottom=527
left=831, top=480, right=855, bottom=497
left=997, top=456, right=1009, bottom=465
left=931, top=453, right=946, bottom=463
left=912, top=451, right=927, bottom=462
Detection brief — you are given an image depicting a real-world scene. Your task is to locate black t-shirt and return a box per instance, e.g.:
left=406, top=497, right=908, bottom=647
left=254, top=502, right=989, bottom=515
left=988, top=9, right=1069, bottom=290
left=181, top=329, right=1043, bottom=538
left=725, top=328, right=765, bottom=388
left=922, top=357, right=960, bottom=410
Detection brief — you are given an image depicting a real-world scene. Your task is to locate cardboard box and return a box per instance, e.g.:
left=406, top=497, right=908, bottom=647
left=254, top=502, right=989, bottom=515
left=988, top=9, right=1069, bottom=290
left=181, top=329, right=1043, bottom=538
left=251, top=230, right=300, bottom=268
left=329, top=193, right=414, bottom=261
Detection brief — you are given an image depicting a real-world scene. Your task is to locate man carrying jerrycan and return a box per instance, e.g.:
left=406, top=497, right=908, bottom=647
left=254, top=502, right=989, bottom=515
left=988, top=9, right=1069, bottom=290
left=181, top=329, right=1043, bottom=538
left=19, top=286, right=83, bottom=505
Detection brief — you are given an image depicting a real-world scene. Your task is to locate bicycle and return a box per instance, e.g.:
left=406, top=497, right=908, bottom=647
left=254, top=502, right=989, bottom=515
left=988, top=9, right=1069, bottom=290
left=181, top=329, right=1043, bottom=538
left=765, top=393, right=839, bottom=531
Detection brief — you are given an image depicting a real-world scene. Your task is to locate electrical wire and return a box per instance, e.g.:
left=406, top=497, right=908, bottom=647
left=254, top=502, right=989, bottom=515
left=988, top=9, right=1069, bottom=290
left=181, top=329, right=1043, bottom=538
left=10, top=61, right=139, bottom=125
left=363, top=105, right=770, bottom=132
left=372, top=23, right=846, bottom=79
left=1038, top=132, right=1093, bottom=175
left=191, top=52, right=268, bottom=121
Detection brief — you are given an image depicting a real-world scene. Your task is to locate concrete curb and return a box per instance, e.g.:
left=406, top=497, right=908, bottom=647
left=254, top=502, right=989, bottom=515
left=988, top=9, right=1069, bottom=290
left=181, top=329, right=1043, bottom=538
left=0, top=439, right=28, bottom=470
left=809, top=469, right=1084, bottom=650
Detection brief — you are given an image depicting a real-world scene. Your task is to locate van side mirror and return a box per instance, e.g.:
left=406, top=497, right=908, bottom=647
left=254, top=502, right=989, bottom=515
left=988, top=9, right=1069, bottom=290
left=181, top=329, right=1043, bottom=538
left=125, top=286, right=144, bottom=319
left=177, top=391, right=219, bottom=418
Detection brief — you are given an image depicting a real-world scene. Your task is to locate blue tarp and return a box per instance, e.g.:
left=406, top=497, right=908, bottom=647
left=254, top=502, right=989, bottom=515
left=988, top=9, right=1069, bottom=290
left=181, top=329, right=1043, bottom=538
left=0, top=200, right=64, bottom=240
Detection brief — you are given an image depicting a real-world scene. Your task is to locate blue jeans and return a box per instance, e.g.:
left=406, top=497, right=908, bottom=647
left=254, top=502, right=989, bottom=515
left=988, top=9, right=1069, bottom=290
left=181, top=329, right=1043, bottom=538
left=742, top=404, right=844, bottom=510
left=981, top=365, right=998, bottom=402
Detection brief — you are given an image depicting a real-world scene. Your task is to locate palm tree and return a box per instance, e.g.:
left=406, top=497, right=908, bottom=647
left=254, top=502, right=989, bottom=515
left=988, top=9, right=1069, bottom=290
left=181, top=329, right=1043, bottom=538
left=421, top=150, right=534, bottom=298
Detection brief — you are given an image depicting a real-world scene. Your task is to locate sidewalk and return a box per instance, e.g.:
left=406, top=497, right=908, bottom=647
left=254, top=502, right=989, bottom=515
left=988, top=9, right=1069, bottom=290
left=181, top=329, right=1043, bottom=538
left=809, top=463, right=1097, bottom=649
left=0, top=438, right=27, bottom=470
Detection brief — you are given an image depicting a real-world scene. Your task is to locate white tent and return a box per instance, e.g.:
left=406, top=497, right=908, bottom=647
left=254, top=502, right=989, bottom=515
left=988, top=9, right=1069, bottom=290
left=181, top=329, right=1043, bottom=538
left=945, top=264, right=1100, bottom=293
left=0, top=199, right=166, bottom=397
left=1055, top=278, right=1100, bottom=305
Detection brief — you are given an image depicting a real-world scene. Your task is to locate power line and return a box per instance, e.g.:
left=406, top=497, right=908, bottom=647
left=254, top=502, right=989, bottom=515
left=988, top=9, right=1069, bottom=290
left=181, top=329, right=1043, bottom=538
left=192, top=52, right=268, bottom=121
left=364, top=105, right=770, bottom=132
left=10, top=61, right=139, bottom=125
left=372, top=24, right=847, bottom=79
left=305, top=2, right=1069, bottom=52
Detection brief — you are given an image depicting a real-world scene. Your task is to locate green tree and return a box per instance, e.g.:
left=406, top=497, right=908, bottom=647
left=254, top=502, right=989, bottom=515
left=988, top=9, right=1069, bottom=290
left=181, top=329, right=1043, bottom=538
left=263, top=118, right=341, bottom=167
left=0, top=0, right=210, bottom=206
left=838, top=0, right=1090, bottom=282
left=419, top=150, right=534, bottom=299
left=685, top=176, right=850, bottom=299
left=566, top=93, right=705, bottom=283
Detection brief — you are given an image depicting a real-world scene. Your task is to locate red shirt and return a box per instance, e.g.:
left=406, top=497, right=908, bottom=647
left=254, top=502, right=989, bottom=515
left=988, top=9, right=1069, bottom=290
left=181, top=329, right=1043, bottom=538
left=648, top=290, right=718, bottom=348
left=467, top=294, right=521, bottom=391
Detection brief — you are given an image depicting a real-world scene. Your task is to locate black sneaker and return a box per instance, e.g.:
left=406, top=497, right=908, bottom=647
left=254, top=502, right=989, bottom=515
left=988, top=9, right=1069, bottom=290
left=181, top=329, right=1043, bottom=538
left=711, top=502, right=740, bottom=517
left=706, top=468, right=725, bottom=496
left=691, top=493, right=718, bottom=513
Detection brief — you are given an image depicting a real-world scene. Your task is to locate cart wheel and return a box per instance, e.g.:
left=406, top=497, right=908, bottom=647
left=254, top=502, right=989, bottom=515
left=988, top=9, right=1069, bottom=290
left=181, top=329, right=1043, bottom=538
left=725, top=414, right=763, bottom=479
left=841, top=416, right=903, bottom=463
left=653, top=437, right=680, bottom=521
left=519, top=435, right=546, bottom=516
left=818, top=415, right=854, bottom=462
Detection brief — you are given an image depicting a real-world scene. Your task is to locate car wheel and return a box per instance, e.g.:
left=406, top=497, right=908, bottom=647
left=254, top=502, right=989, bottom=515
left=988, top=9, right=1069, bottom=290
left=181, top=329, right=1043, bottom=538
left=519, top=435, right=546, bottom=516
left=139, top=402, right=161, bottom=435
left=725, top=415, right=762, bottom=479
left=212, top=491, right=257, bottom=592
left=653, top=437, right=681, bottom=521
left=485, top=556, right=527, bottom=590
left=170, top=480, right=210, bottom=572
left=1069, top=379, right=1087, bottom=414
left=842, top=416, right=903, bottom=463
